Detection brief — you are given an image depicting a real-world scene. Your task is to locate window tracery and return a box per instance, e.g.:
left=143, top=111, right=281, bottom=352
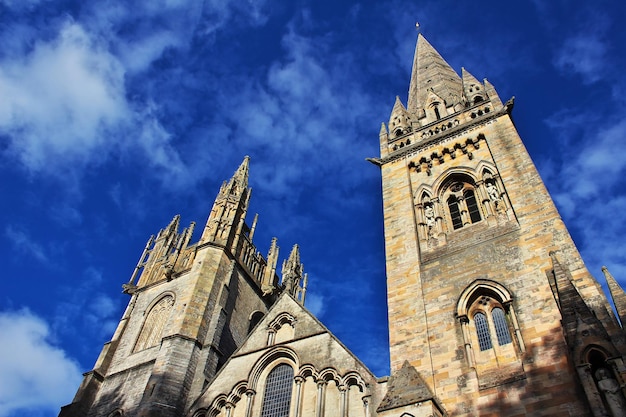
left=134, top=294, right=174, bottom=352
left=442, top=177, right=482, bottom=231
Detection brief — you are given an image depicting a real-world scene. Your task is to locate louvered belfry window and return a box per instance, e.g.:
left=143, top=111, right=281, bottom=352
left=261, top=364, right=294, bottom=417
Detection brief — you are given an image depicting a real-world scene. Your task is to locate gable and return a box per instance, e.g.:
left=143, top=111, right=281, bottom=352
left=188, top=293, right=383, bottom=417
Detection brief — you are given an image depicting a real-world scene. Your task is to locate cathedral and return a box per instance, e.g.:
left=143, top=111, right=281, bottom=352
left=60, top=34, right=626, bottom=417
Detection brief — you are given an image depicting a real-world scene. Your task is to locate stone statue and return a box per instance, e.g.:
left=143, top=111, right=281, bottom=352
left=595, top=368, right=626, bottom=417
left=424, top=205, right=436, bottom=228
left=486, top=181, right=500, bottom=202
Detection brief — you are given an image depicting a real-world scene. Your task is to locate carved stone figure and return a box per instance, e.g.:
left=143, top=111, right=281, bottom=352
left=424, top=205, right=436, bottom=228
left=596, top=368, right=626, bottom=417
left=486, top=181, right=500, bottom=202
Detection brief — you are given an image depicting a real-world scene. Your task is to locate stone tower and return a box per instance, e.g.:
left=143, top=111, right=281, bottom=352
left=373, top=34, right=626, bottom=415
left=59, top=157, right=306, bottom=417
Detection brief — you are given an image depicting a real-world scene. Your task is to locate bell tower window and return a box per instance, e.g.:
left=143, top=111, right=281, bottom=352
left=465, top=189, right=481, bottom=223
left=447, top=197, right=463, bottom=230
left=441, top=177, right=483, bottom=231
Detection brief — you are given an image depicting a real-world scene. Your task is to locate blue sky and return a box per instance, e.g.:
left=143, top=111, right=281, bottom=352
left=1, top=1, right=625, bottom=416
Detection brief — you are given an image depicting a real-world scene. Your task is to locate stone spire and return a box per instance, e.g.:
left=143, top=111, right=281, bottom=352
left=550, top=252, right=608, bottom=346
left=388, top=96, right=412, bottom=139
left=461, top=67, right=483, bottom=105
left=261, top=237, right=280, bottom=296
left=603, top=266, right=626, bottom=327
left=281, top=244, right=304, bottom=299
left=224, top=155, right=250, bottom=197
left=200, top=156, right=252, bottom=246
left=407, top=34, right=463, bottom=113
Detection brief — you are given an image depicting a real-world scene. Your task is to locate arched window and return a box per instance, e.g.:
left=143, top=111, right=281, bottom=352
left=457, top=280, right=524, bottom=370
left=447, top=196, right=463, bottom=230
left=249, top=311, right=265, bottom=334
left=464, top=189, right=481, bottom=223
left=441, top=177, right=482, bottom=231
left=470, top=297, right=513, bottom=352
left=261, top=364, right=294, bottom=417
left=474, top=312, right=492, bottom=351
left=492, top=307, right=512, bottom=346
left=134, top=295, right=174, bottom=352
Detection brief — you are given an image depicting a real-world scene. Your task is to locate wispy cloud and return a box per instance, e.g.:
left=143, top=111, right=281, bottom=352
left=554, top=34, right=608, bottom=84
left=0, top=309, right=82, bottom=417
left=5, top=225, right=48, bottom=262
left=54, top=267, right=123, bottom=348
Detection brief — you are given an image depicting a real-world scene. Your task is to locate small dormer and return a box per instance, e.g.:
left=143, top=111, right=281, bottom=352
left=422, top=90, right=447, bottom=125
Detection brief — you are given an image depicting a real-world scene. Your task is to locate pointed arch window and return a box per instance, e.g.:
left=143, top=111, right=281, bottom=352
left=442, top=177, right=483, bottom=231
left=134, top=295, right=174, bottom=352
left=457, top=280, right=525, bottom=369
left=261, top=364, right=294, bottom=417
left=474, top=312, right=492, bottom=351
left=465, top=189, right=481, bottom=223
left=492, top=307, right=512, bottom=346
left=447, top=196, right=463, bottom=230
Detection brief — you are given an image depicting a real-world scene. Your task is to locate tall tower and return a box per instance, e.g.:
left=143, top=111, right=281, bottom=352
left=374, top=34, right=626, bottom=415
left=59, top=157, right=306, bottom=417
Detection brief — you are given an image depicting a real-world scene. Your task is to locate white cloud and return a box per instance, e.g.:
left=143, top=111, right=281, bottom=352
left=5, top=225, right=48, bottom=263
left=0, top=309, right=82, bottom=417
left=0, top=22, right=129, bottom=175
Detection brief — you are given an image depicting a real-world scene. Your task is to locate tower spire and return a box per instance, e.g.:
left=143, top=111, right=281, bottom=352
left=602, top=266, right=626, bottom=327
left=200, top=156, right=252, bottom=245
left=407, top=34, right=463, bottom=113
left=281, top=244, right=305, bottom=303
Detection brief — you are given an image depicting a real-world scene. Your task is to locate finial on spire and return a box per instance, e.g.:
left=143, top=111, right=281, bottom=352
left=415, top=22, right=420, bottom=31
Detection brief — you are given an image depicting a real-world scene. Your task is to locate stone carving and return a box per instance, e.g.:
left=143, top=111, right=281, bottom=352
left=595, top=368, right=626, bottom=417
left=486, top=181, right=500, bottom=202
left=424, top=205, right=436, bottom=229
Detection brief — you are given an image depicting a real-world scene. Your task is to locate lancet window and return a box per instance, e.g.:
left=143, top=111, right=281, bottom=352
left=134, top=294, right=174, bottom=352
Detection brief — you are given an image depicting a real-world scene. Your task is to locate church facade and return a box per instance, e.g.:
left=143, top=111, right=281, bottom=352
left=60, top=34, right=626, bottom=417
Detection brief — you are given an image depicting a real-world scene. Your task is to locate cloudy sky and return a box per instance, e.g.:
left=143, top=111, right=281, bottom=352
left=1, top=0, right=625, bottom=416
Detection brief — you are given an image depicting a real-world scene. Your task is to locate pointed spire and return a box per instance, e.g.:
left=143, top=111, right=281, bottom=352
left=224, top=155, right=250, bottom=196
left=603, top=266, right=626, bottom=327
left=200, top=157, right=251, bottom=245
left=261, top=237, right=279, bottom=295
left=388, top=96, right=412, bottom=139
left=407, top=34, right=463, bottom=113
left=483, top=79, right=503, bottom=108
left=282, top=244, right=303, bottom=297
left=461, top=67, right=483, bottom=105
left=550, top=251, right=607, bottom=343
